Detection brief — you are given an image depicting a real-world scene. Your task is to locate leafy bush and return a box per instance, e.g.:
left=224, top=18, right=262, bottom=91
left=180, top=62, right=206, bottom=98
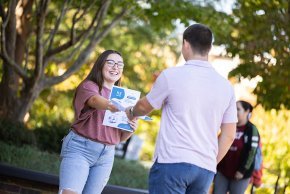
left=0, top=119, right=36, bottom=146
left=34, top=124, right=70, bottom=153
left=0, top=118, right=70, bottom=154
left=0, top=141, right=59, bottom=174
left=110, top=158, right=149, bottom=189
left=0, top=141, right=149, bottom=189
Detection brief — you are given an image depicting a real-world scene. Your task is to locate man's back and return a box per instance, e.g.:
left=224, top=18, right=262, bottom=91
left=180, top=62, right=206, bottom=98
left=127, top=23, right=237, bottom=194
left=146, top=60, right=237, bottom=172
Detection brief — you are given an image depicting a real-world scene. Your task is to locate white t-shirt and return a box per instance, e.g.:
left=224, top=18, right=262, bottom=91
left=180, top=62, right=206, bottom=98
left=146, top=60, right=237, bottom=173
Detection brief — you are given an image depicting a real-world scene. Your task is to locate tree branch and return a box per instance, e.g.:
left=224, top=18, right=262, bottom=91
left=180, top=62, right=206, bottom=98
left=74, top=0, right=96, bottom=23
left=0, top=3, right=4, bottom=56
left=35, top=0, right=49, bottom=79
left=24, top=44, right=29, bottom=70
left=48, top=36, right=87, bottom=64
left=0, top=3, right=6, bottom=21
left=0, top=27, right=29, bottom=79
left=69, top=0, right=97, bottom=44
left=0, top=0, right=29, bottom=80
left=288, top=0, right=290, bottom=24
left=2, top=0, right=15, bottom=29
left=45, top=0, right=70, bottom=51
left=69, top=4, right=82, bottom=46
left=46, top=0, right=100, bottom=65
left=94, top=7, right=130, bottom=44
left=43, top=2, right=134, bottom=88
left=43, top=0, right=106, bottom=63
left=90, top=0, right=111, bottom=38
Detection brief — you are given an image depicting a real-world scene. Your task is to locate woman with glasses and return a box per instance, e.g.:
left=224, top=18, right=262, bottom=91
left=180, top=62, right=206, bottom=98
left=59, top=50, right=138, bottom=194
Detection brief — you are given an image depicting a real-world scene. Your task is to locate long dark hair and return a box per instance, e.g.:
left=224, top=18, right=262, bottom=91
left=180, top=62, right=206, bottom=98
left=72, top=50, right=122, bottom=110
left=85, top=50, right=122, bottom=93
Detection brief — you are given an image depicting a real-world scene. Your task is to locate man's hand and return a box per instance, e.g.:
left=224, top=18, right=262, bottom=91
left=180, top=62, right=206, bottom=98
left=217, top=123, right=236, bottom=163
left=125, top=106, right=135, bottom=120
left=125, top=97, right=154, bottom=121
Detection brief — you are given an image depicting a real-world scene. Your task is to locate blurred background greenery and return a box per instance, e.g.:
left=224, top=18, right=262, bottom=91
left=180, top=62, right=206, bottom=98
left=0, top=0, right=289, bottom=193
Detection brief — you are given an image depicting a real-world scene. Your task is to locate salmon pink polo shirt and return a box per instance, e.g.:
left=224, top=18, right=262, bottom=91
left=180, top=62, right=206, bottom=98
left=71, top=80, right=122, bottom=145
left=146, top=60, right=238, bottom=173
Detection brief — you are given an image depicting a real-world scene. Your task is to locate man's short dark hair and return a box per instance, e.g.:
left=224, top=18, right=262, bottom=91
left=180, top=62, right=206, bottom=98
left=183, top=24, right=213, bottom=55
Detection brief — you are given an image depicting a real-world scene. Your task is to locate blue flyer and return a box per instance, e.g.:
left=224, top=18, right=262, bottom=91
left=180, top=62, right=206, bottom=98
left=103, top=86, right=141, bottom=132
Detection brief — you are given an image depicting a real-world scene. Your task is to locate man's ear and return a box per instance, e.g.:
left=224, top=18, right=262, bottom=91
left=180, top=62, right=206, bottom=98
left=183, top=39, right=189, bottom=48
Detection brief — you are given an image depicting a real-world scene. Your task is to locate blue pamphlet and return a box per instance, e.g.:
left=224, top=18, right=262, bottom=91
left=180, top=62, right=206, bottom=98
left=103, top=86, right=152, bottom=132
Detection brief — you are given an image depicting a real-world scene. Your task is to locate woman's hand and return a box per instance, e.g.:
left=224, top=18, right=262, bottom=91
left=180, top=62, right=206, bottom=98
left=234, top=171, right=244, bottom=180
left=120, top=119, right=138, bottom=142
left=128, top=118, right=138, bottom=131
left=87, top=95, right=119, bottom=112
left=107, top=101, right=119, bottom=112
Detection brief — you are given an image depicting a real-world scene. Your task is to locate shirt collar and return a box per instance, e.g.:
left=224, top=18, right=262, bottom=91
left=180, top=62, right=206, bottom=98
left=184, top=60, right=212, bottom=68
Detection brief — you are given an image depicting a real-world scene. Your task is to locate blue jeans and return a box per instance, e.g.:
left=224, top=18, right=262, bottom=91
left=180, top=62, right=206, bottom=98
left=59, top=130, right=115, bottom=194
left=149, top=162, right=214, bottom=194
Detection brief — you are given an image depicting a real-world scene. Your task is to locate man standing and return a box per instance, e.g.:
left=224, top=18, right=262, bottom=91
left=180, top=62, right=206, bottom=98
left=126, top=23, right=237, bottom=194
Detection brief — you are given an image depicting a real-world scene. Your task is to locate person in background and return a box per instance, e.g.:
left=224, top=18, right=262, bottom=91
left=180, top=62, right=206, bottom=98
left=213, top=100, right=260, bottom=194
left=126, top=23, right=237, bottom=194
left=59, top=50, right=138, bottom=194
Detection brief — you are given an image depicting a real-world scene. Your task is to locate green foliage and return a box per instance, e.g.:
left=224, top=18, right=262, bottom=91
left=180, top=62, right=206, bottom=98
left=99, top=25, right=176, bottom=94
left=0, top=141, right=149, bottom=189
left=34, top=124, right=70, bottom=153
left=25, top=0, right=235, bottom=160
left=251, top=106, right=290, bottom=193
left=0, top=141, right=60, bottom=174
left=0, top=119, right=36, bottom=146
left=227, top=0, right=290, bottom=109
left=0, top=119, right=69, bottom=154
left=136, top=114, right=161, bottom=161
left=28, top=89, right=75, bottom=128
left=110, top=158, right=149, bottom=189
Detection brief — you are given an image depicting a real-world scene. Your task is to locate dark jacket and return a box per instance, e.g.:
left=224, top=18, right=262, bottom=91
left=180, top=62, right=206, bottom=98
left=238, top=121, right=260, bottom=178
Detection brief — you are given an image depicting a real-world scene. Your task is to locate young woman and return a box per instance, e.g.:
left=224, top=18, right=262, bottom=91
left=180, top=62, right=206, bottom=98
left=59, top=50, right=138, bottom=194
left=213, top=100, right=260, bottom=194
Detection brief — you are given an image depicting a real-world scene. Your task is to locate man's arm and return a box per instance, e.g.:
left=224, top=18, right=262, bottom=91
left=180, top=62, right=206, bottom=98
left=126, top=97, right=154, bottom=120
left=217, top=123, right=236, bottom=163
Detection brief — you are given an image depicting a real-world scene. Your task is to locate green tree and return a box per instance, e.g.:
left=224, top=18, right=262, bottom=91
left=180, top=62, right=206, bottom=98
left=0, top=0, right=229, bottom=122
left=227, top=0, right=290, bottom=110
left=252, top=107, right=289, bottom=194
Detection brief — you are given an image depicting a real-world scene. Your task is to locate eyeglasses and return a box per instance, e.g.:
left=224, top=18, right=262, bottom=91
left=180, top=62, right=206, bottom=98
left=105, top=60, right=124, bottom=69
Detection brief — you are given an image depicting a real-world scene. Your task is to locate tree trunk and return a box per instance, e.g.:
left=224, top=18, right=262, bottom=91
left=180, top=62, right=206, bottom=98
left=0, top=0, right=33, bottom=122
left=0, top=77, right=42, bottom=122
left=15, top=0, right=33, bottom=65
left=0, top=67, right=20, bottom=120
left=17, top=82, right=43, bottom=122
left=0, top=0, right=18, bottom=120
